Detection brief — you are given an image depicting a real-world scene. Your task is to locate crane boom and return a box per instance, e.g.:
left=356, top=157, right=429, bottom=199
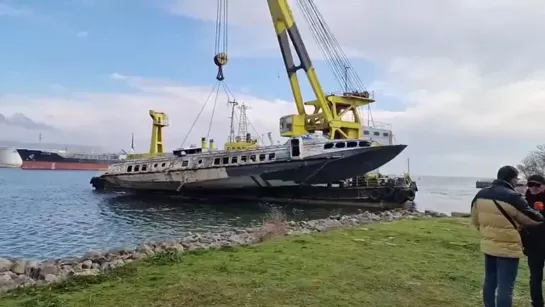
left=267, top=0, right=332, bottom=121
left=267, top=0, right=374, bottom=140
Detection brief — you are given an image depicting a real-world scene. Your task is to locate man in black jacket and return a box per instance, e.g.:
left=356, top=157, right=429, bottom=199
left=472, top=166, right=544, bottom=307
left=524, top=174, right=545, bottom=307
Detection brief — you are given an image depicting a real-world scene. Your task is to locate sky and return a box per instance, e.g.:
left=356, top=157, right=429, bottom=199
left=1, top=0, right=545, bottom=177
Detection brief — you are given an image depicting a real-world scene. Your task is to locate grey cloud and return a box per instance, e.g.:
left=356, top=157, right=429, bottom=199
left=0, top=113, right=57, bottom=131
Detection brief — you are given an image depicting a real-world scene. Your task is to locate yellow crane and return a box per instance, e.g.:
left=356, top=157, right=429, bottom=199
left=193, top=0, right=372, bottom=149
left=127, top=109, right=169, bottom=159
left=267, top=0, right=373, bottom=140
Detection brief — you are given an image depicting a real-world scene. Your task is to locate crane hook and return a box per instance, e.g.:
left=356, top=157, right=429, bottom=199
left=214, top=52, right=228, bottom=81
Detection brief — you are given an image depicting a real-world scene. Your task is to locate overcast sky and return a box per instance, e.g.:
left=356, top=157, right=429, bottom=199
left=1, top=0, right=544, bottom=177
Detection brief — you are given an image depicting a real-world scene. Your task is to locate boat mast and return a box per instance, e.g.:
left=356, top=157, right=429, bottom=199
left=227, top=100, right=238, bottom=142
left=237, top=102, right=250, bottom=139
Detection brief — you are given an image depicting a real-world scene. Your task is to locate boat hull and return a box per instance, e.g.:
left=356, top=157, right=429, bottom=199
left=96, top=144, right=407, bottom=192
left=21, top=161, right=109, bottom=171
left=17, top=148, right=120, bottom=171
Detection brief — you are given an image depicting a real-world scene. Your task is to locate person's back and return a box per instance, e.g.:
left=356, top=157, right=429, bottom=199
left=471, top=165, right=543, bottom=307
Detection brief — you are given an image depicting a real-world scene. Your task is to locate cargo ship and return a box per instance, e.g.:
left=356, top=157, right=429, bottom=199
left=17, top=148, right=125, bottom=171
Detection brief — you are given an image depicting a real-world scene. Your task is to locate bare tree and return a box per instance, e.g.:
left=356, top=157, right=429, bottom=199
left=517, top=145, right=545, bottom=178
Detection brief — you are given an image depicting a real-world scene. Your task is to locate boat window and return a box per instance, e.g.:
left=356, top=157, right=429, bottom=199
left=268, top=153, right=275, bottom=160
left=127, top=165, right=132, bottom=172
left=324, top=143, right=334, bottom=149
left=134, top=165, right=140, bottom=172
left=383, top=132, right=389, bottom=136
left=161, top=162, right=166, bottom=167
left=335, top=142, right=346, bottom=148
left=213, top=158, right=221, bottom=165
left=222, top=157, right=229, bottom=164
left=198, top=159, right=203, bottom=164
left=363, top=130, right=369, bottom=135
left=141, top=164, right=148, bottom=171
left=373, top=131, right=380, bottom=136
left=359, top=141, right=371, bottom=147
left=241, top=156, right=247, bottom=162
left=259, top=154, right=266, bottom=161
left=231, top=156, right=238, bottom=163
left=250, top=155, right=256, bottom=162
left=182, top=160, right=189, bottom=167
left=347, top=141, right=357, bottom=148
left=153, top=163, right=158, bottom=168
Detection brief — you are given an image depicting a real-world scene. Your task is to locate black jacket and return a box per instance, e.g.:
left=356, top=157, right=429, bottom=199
left=523, top=190, right=545, bottom=255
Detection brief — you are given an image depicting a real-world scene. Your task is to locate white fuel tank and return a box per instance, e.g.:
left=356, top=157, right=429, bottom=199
left=0, top=147, right=23, bottom=168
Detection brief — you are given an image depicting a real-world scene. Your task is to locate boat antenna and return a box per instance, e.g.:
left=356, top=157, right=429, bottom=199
left=343, top=65, right=349, bottom=93
left=179, top=0, right=236, bottom=148
left=130, top=133, right=135, bottom=153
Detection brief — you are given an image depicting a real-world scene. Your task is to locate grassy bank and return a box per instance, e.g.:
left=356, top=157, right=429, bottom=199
left=0, top=218, right=532, bottom=307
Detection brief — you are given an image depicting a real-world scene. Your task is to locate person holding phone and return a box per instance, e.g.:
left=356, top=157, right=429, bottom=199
left=523, top=174, right=545, bottom=307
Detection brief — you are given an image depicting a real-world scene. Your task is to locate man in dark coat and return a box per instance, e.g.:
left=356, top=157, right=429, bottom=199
left=471, top=166, right=543, bottom=307
left=524, top=174, right=545, bottom=307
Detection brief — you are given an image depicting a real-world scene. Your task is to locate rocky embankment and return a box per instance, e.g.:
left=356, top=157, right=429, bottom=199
left=0, top=209, right=458, bottom=292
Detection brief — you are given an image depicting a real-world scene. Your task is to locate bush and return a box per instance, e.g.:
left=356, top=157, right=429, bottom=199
left=256, top=206, right=288, bottom=242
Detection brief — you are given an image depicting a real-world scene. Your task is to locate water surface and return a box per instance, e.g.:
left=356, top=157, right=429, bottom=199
left=0, top=169, right=477, bottom=260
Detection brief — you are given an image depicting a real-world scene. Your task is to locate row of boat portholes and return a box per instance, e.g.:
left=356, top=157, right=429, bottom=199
left=126, top=161, right=168, bottom=173
left=123, top=152, right=278, bottom=173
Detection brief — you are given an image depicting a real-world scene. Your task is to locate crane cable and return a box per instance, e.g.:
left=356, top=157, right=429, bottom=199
left=295, top=0, right=367, bottom=93
left=296, top=0, right=375, bottom=125
left=214, top=0, right=228, bottom=81
left=180, top=0, right=236, bottom=148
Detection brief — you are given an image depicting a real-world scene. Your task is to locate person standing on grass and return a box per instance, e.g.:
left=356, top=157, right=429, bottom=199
left=471, top=165, right=544, bottom=307
left=522, top=175, right=545, bottom=307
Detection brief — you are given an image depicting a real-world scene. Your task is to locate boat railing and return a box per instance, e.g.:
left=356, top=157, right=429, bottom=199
left=58, top=152, right=122, bottom=160
left=365, top=121, right=392, bottom=131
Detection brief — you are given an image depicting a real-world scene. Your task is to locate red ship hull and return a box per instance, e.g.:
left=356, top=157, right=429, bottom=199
left=21, top=161, right=109, bottom=171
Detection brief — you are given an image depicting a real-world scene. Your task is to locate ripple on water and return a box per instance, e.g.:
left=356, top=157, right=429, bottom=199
left=0, top=169, right=350, bottom=260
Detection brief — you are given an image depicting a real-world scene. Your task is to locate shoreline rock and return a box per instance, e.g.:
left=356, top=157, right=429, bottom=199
left=0, top=208, right=450, bottom=293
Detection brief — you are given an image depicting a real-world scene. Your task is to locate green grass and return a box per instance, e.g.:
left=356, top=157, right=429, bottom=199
left=0, top=218, right=534, bottom=307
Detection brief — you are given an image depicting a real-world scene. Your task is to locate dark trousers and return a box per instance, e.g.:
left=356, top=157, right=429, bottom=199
left=528, top=253, right=545, bottom=307
left=483, top=254, right=519, bottom=307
